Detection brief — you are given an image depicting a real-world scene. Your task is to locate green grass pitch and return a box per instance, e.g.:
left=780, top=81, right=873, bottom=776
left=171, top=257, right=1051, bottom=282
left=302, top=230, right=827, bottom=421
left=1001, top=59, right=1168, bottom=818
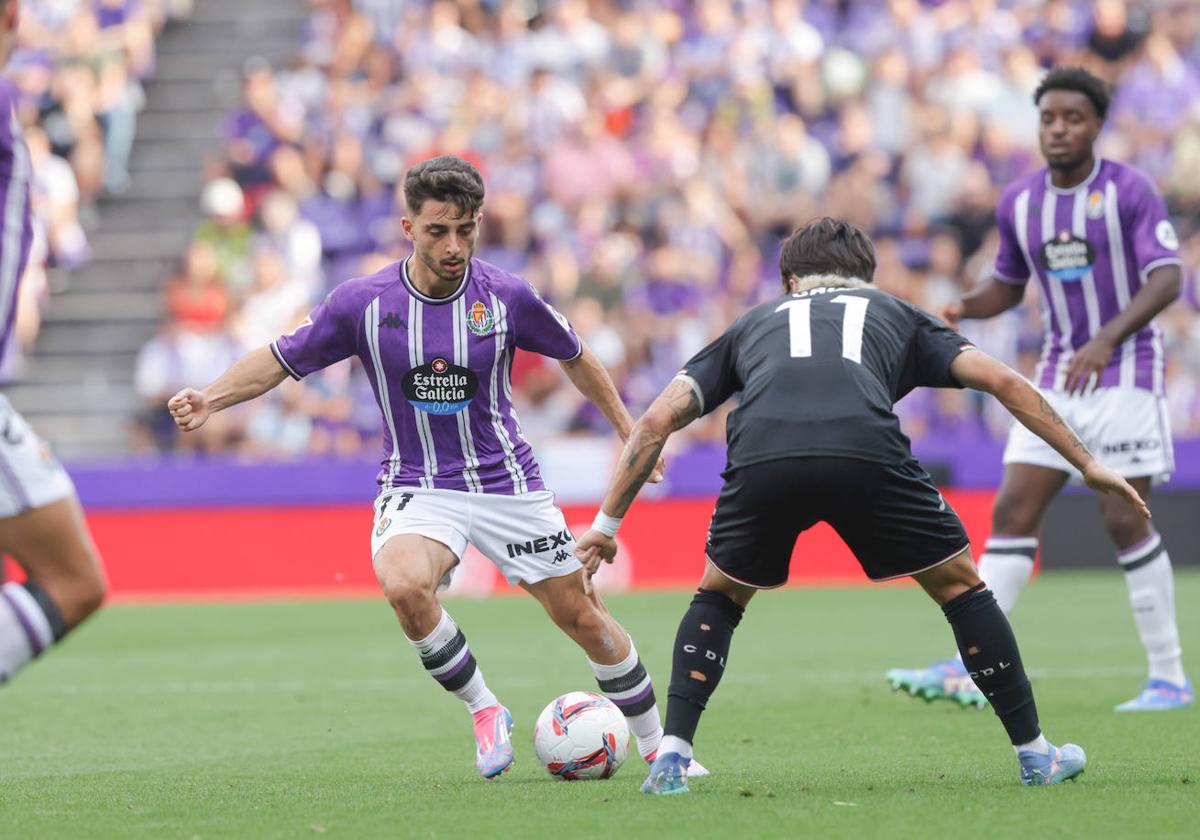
left=2, top=570, right=1197, bottom=839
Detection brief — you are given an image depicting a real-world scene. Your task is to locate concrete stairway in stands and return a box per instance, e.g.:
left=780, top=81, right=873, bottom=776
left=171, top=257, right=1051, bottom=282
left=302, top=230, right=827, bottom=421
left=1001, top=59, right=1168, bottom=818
left=5, top=0, right=308, bottom=461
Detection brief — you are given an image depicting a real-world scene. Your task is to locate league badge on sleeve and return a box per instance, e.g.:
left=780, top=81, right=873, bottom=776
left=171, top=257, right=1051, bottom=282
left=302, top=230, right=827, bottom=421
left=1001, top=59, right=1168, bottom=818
left=467, top=301, right=495, bottom=336
left=1156, top=220, right=1179, bottom=251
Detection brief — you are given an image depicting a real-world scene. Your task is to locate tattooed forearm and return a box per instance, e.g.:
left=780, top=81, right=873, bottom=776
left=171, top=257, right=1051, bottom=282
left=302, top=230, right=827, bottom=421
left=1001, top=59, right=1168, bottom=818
left=599, top=379, right=701, bottom=517
left=610, top=427, right=668, bottom=514
left=1036, top=394, right=1091, bottom=455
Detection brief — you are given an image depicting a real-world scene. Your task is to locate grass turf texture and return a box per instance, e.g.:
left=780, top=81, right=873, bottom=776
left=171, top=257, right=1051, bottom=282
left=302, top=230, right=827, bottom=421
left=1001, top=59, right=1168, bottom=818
left=2, top=570, right=1197, bottom=839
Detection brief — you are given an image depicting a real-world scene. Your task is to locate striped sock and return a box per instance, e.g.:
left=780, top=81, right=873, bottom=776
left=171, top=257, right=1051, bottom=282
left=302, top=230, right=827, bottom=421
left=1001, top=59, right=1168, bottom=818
left=408, top=609, right=498, bottom=714
left=0, top=581, right=67, bottom=684
left=1118, top=534, right=1186, bottom=686
left=590, top=641, right=662, bottom=758
left=977, top=535, right=1038, bottom=616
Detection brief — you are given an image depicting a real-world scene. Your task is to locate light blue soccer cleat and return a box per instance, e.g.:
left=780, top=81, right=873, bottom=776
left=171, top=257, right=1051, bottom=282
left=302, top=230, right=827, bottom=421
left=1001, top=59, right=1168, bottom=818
left=1019, top=742, right=1086, bottom=786
left=640, top=751, right=690, bottom=795
left=1114, top=678, right=1194, bottom=712
left=886, top=657, right=988, bottom=708
left=473, top=705, right=515, bottom=779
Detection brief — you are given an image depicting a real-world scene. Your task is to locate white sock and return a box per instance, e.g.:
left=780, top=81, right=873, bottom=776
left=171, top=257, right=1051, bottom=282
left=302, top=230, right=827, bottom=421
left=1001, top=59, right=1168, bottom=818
left=977, top=536, right=1038, bottom=615
left=658, top=735, right=693, bottom=761
left=1119, top=535, right=1187, bottom=687
left=0, top=582, right=56, bottom=684
left=408, top=609, right=499, bottom=714
left=589, top=640, right=663, bottom=758
left=1014, top=733, right=1050, bottom=756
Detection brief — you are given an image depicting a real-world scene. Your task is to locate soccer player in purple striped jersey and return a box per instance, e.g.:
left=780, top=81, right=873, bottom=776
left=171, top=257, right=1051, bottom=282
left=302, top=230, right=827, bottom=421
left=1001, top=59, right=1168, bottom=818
left=169, top=155, right=705, bottom=779
left=0, top=0, right=108, bottom=688
left=888, top=67, right=1191, bottom=712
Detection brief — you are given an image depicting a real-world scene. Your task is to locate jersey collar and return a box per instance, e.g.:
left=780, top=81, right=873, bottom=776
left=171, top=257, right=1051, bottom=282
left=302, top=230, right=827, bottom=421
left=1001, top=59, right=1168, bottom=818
left=401, top=256, right=472, bottom=305
left=1043, top=157, right=1102, bottom=195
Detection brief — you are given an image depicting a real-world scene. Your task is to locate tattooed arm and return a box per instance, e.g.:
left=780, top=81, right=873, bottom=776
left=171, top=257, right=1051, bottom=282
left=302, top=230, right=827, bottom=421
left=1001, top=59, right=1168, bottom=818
left=950, top=350, right=1149, bottom=518
left=561, top=340, right=664, bottom=482
left=574, top=377, right=705, bottom=576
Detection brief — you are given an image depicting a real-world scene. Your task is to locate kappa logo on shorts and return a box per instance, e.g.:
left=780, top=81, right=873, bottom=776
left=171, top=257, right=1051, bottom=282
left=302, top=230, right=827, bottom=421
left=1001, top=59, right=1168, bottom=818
left=505, top=528, right=573, bottom=558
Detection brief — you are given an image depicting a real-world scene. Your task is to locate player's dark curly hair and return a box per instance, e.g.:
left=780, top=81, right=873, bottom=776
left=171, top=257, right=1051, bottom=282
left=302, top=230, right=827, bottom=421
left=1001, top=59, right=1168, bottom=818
left=404, top=155, right=485, bottom=217
left=779, top=217, right=877, bottom=285
left=1034, top=66, right=1110, bottom=121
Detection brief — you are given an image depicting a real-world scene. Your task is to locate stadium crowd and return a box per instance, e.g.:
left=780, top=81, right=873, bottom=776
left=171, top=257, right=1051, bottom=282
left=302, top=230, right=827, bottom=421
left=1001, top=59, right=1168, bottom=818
left=2, top=0, right=183, bottom=378
left=133, top=0, right=1200, bottom=459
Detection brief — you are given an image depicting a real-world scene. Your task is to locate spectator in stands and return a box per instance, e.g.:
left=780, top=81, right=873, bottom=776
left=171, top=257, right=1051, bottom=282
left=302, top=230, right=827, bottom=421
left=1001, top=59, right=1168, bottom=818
left=136, top=0, right=1200, bottom=461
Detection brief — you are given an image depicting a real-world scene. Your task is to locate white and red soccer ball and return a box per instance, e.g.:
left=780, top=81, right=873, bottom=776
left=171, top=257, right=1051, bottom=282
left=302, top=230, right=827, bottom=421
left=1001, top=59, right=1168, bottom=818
left=533, top=691, right=630, bottom=780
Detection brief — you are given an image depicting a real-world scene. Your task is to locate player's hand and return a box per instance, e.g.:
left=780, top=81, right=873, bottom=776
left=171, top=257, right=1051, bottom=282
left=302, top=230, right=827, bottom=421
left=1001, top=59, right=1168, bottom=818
left=1064, top=336, right=1115, bottom=394
left=649, top=454, right=666, bottom=484
left=574, top=528, right=618, bottom=590
left=167, top=388, right=211, bottom=432
left=1082, top=462, right=1151, bottom=520
left=939, top=300, right=965, bottom=329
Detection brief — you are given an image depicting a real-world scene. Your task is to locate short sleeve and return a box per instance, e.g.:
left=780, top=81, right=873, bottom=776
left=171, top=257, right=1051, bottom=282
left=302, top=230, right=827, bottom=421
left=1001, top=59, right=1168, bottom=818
left=993, top=187, right=1030, bottom=285
left=271, top=284, right=360, bottom=379
left=677, top=327, right=741, bottom=416
left=908, top=306, right=975, bottom=389
left=1126, top=177, right=1183, bottom=278
left=511, top=282, right=582, bottom=360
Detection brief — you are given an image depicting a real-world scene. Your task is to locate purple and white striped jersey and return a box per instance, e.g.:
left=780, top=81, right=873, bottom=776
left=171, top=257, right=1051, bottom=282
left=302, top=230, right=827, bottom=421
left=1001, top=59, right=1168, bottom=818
left=273, top=257, right=582, bottom=494
left=0, top=77, right=35, bottom=363
left=993, top=158, right=1181, bottom=395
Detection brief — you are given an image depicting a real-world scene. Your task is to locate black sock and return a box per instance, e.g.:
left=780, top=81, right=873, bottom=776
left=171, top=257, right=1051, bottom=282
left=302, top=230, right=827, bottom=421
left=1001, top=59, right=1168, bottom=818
left=664, top=589, right=745, bottom=745
left=942, top=584, right=1040, bottom=745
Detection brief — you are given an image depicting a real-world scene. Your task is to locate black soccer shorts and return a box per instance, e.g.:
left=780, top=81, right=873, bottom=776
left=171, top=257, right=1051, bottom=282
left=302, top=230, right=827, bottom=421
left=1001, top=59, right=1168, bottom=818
left=705, top=456, right=970, bottom=587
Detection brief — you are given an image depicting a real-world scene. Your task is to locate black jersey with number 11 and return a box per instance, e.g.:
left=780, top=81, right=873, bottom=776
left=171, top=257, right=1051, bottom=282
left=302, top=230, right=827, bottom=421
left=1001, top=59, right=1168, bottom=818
left=677, top=285, right=975, bottom=470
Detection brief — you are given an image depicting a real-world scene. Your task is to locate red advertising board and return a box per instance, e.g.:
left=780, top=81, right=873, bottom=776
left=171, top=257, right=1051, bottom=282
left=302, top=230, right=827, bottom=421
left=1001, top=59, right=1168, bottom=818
left=0, top=491, right=1000, bottom=600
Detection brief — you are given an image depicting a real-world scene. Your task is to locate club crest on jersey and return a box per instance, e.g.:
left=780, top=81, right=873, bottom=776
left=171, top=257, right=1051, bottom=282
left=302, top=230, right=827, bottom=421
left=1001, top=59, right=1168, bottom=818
left=402, top=358, right=479, bottom=415
left=1086, top=189, right=1105, bottom=219
left=467, top=301, right=495, bottom=336
left=1040, top=230, right=1094, bottom=281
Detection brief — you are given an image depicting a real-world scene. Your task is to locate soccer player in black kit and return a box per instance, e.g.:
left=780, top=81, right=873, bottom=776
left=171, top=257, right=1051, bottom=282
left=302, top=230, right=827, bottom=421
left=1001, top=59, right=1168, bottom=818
left=575, top=218, right=1150, bottom=794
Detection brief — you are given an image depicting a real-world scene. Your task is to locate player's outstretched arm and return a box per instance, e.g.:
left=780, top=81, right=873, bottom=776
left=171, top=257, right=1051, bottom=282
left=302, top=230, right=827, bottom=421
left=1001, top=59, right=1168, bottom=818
left=944, top=277, right=1025, bottom=326
left=167, top=346, right=289, bottom=432
left=560, top=340, right=664, bottom=482
left=950, top=350, right=1150, bottom=519
left=574, top=378, right=703, bottom=575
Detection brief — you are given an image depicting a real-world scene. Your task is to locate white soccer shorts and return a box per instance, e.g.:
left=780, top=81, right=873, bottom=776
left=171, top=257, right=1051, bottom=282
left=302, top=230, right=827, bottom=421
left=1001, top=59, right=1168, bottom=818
left=0, top=396, right=75, bottom=518
left=370, top=487, right=583, bottom=587
left=1003, top=387, right=1174, bottom=482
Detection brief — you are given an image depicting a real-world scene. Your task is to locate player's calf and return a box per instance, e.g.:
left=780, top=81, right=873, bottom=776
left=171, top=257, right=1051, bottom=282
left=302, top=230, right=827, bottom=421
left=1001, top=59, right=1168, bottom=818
left=663, top=588, right=745, bottom=761
left=0, top=580, right=71, bottom=683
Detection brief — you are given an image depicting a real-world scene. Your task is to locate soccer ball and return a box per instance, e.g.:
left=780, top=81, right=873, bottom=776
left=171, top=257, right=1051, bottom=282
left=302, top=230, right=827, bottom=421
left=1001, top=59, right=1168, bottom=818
left=532, top=691, right=630, bottom=780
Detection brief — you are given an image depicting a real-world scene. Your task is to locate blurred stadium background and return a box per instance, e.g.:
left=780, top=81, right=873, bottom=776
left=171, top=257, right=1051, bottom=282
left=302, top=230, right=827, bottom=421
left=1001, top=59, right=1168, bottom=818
left=2, top=0, right=1200, bottom=597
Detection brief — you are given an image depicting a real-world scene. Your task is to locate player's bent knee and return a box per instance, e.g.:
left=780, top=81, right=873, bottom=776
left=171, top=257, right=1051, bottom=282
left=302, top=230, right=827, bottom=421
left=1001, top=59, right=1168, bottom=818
left=991, top=498, right=1041, bottom=537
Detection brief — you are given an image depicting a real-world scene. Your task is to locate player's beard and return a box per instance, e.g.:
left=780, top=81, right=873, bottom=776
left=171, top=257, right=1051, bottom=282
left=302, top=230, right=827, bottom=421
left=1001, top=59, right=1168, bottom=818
left=419, top=249, right=470, bottom=284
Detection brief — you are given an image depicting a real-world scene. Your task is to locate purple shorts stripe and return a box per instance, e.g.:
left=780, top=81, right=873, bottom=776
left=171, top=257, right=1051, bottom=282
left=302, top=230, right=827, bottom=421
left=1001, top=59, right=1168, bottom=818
left=1, top=588, right=44, bottom=656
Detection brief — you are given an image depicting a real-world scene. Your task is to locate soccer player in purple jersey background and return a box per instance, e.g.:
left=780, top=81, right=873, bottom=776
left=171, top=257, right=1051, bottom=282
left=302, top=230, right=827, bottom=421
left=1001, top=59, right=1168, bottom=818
left=168, top=155, right=708, bottom=780
left=0, top=0, right=108, bottom=688
left=889, top=67, right=1191, bottom=712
